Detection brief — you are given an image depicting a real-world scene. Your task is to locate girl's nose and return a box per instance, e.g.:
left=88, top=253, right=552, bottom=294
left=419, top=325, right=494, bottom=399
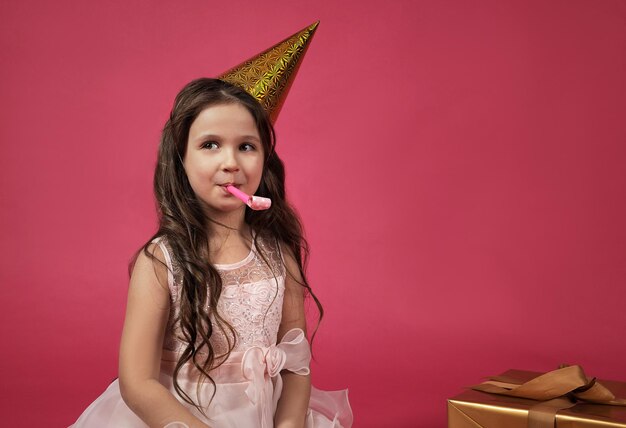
left=221, top=149, right=239, bottom=172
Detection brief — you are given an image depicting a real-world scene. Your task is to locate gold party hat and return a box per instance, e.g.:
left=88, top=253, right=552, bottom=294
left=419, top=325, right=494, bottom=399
left=218, top=21, right=319, bottom=123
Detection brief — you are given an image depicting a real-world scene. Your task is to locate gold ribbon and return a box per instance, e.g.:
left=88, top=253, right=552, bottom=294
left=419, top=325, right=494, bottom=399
left=471, top=365, right=626, bottom=428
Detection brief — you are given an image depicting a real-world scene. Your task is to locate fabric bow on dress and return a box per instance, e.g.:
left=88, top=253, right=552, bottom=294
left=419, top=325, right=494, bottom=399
left=242, top=328, right=312, bottom=428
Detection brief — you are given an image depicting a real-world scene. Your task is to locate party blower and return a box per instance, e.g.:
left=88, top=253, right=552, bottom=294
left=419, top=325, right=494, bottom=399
left=225, top=185, right=272, bottom=210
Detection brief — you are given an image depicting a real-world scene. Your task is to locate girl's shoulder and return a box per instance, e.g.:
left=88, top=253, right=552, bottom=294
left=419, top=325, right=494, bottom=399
left=145, top=235, right=179, bottom=292
left=149, top=236, right=174, bottom=266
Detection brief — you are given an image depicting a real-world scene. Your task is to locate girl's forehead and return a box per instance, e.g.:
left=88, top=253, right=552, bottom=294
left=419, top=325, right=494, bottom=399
left=189, top=103, right=259, bottom=139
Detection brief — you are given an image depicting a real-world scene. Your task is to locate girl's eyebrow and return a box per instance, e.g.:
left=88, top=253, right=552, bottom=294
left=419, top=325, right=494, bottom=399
left=194, top=133, right=221, bottom=141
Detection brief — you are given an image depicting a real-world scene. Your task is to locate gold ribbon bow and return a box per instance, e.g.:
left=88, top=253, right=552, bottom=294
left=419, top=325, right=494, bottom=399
left=471, top=365, right=626, bottom=428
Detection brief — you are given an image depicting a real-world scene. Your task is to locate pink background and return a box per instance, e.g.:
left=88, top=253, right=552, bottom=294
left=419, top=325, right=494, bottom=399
left=1, top=0, right=625, bottom=427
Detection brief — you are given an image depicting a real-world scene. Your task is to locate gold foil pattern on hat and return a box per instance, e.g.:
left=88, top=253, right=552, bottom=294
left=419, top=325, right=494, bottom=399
left=218, top=21, right=319, bottom=123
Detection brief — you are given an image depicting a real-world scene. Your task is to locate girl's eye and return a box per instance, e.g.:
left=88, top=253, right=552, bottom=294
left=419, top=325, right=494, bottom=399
left=202, top=141, right=219, bottom=150
left=240, top=143, right=256, bottom=152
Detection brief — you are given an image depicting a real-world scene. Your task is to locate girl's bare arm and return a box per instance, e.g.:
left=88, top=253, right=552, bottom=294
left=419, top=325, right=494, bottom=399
left=118, top=244, right=211, bottom=428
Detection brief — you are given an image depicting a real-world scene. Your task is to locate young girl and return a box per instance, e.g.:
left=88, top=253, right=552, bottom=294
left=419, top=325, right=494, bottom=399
left=70, top=79, right=352, bottom=428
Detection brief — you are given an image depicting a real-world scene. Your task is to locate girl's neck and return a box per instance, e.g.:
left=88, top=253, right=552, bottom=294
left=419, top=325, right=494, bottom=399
left=204, top=206, right=246, bottom=231
left=206, top=208, right=251, bottom=242
left=207, top=219, right=254, bottom=262
left=208, top=220, right=251, bottom=241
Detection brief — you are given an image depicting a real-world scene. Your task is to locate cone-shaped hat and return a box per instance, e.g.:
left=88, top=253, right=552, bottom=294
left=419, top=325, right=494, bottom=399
left=218, top=21, right=319, bottom=123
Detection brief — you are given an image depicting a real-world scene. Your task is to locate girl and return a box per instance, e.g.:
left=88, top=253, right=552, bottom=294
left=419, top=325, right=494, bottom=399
left=70, top=79, right=352, bottom=428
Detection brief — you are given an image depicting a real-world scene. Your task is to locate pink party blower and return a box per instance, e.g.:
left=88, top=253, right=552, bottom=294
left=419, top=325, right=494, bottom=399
left=225, top=185, right=272, bottom=210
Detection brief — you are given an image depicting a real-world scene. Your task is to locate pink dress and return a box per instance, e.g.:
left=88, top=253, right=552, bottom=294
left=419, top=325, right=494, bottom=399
left=70, top=235, right=352, bottom=428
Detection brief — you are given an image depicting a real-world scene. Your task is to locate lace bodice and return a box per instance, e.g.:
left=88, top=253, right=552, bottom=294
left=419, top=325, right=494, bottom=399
left=153, top=235, right=286, bottom=355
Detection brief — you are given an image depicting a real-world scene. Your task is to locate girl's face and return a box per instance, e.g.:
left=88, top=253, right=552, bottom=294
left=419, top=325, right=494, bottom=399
left=184, top=102, right=264, bottom=217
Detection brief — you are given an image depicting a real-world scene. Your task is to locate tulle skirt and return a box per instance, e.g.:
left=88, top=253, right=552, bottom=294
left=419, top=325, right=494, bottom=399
left=70, top=349, right=352, bottom=428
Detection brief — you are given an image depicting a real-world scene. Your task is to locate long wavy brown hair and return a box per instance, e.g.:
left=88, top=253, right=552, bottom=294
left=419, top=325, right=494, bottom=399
left=129, top=78, right=322, bottom=412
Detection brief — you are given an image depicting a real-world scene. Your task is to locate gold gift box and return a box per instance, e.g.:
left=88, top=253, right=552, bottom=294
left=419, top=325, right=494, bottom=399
left=448, top=370, right=626, bottom=427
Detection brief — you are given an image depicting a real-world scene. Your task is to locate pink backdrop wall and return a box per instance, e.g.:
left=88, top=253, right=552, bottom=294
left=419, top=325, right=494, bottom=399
left=1, top=1, right=625, bottom=427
